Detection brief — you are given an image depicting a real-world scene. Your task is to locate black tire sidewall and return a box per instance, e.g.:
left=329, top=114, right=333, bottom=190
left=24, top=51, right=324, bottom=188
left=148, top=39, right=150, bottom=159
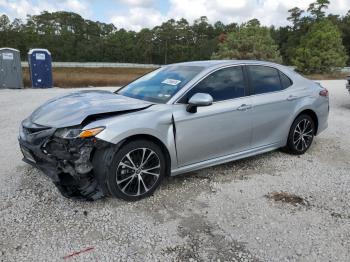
left=106, top=139, right=166, bottom=201
left=287, top=114, right=315, bottom=155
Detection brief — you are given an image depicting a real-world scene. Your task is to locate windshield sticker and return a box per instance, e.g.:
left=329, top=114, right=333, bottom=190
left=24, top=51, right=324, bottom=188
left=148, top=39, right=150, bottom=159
left=161, top=79, right=182, bottom=85
left=158, top=94, right=171, bottom=98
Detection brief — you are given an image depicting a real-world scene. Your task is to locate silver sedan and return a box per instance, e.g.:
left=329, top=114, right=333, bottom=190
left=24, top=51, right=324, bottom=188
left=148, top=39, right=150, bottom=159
left=19, top=60, right=329, bottom=201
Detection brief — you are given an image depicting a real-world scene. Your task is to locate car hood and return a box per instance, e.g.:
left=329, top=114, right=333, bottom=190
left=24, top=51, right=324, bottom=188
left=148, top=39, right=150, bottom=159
left=30, top=90, right=152, bottom=128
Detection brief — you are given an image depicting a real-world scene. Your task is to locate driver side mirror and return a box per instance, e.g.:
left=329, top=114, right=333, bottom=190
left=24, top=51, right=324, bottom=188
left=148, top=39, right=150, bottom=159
left=186, top=93, right=213, bottom=113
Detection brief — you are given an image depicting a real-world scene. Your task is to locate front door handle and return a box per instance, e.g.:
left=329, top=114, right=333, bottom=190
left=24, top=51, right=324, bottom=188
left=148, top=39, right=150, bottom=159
left=287, top=95, right=299, bottom=101
left=237, top=104, right=252, bottom=111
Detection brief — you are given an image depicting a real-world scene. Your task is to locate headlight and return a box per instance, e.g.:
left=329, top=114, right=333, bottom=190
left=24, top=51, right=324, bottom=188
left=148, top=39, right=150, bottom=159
left=79, top=127, right=105, bottom=138
left=55, top=127, right=105, bottom=139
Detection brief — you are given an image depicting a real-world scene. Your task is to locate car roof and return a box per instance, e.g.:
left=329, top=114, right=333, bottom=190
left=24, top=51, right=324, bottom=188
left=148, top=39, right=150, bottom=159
left=168, top=59, right=301, bottom=81
left=169, top=59, right=284, bottom=69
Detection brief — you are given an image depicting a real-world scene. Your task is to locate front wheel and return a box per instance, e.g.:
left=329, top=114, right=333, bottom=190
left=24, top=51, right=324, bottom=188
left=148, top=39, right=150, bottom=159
left=105, top=140, right=166, bottom=201
left=285, top=114, right=315, bottom=155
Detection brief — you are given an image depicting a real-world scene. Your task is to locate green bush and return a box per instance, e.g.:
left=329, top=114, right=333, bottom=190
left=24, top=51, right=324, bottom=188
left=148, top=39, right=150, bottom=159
left=293, top=19, right=347, bottom=73
left=212, top=19, right=282, bottom=63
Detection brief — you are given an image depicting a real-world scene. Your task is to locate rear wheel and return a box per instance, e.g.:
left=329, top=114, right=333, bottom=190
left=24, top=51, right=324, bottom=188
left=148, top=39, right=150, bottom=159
left=106, top=140, right=166, bottom=201
left=285, top=114, right=315, bottom=155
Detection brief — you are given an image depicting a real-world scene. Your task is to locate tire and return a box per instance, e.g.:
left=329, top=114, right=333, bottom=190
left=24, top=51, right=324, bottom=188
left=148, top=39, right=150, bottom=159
left=285, top=114, right=315, bottom=155
left=94, top=139, right=166, bottom=201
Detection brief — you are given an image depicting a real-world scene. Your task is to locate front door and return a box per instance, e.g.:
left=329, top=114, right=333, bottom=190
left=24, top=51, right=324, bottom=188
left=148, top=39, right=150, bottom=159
left=173, top=66, right=252, bottom=167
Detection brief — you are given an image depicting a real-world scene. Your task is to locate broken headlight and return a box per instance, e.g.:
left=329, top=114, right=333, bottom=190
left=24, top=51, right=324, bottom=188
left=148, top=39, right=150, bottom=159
left=55, top=127, right=105, bottom=139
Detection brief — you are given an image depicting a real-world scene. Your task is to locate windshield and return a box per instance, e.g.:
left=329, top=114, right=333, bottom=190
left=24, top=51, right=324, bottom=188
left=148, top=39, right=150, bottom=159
left=118, top=65, right=204, bottom=103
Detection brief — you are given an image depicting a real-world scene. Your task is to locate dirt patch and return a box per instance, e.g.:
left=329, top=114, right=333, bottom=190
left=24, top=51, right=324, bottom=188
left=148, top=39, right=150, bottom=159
left=265, top=191, right=309, bottom=206
left=331, top=212, right=350, bottom=219
left=163, top=214, right=258, bottom=261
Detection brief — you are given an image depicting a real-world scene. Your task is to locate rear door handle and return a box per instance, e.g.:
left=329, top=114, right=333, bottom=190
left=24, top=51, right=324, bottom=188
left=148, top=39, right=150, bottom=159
left=237, top=104, right=252, bottom=111
left=287, top=95, right=299, bottom=101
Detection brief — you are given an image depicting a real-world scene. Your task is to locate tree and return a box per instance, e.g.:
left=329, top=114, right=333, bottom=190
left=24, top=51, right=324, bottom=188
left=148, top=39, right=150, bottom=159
left=307, top=0, right=330, bottom=20
left=212, top=19, right=282, bottom=63
left=153, top=19, right=177, bottom=64
left=0, top=8, right=349, bottom=66
left=287, top=7, right=304, bottom=29
left=0, top=14, right=10, bottom=30
left=338, top=11, right=350, bottom=64
left=293, top=19, right=347, bottom=73
left=135, top=28, right=154, bottom=63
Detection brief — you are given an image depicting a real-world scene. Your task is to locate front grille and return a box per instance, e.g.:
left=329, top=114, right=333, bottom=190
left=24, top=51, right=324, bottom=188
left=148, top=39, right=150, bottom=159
left=20, top=119, right=55, bottom=146
left=22, top=120, right=50, bottom=134
left=23, top=126, right=50, bottom=136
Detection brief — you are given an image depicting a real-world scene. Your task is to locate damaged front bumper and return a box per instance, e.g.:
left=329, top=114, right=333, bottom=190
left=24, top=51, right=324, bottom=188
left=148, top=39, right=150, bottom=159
left=18, top=120, right=109, bottom=200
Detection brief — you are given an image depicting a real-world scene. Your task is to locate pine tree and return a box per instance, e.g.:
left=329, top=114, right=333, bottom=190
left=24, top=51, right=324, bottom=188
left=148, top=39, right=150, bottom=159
left=293, top=19, right=347, bottom=73
left=212, top=19, right=282, bottom=63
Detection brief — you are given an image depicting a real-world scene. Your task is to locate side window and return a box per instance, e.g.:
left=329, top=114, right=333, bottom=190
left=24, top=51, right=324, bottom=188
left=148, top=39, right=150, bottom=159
left=247, top=66, right=282, bottom=95
left=179, top=66, right=246, bottom=103
left=279, top=71, right=293, bottom=89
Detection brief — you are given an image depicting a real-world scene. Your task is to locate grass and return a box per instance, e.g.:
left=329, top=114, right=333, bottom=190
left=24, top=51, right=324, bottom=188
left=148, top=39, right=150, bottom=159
left=22, top=67, right=348, bottom=88
left=22, top=67, right=156, bottom=88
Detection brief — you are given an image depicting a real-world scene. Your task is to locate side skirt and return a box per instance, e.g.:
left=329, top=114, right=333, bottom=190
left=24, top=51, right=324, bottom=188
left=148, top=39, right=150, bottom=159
left=170, top=142, right=282, bottom=176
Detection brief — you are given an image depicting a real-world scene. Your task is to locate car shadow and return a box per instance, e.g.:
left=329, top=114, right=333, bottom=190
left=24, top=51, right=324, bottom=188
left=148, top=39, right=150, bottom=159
left=162, top=149, right=281, bottom=188
left=340, top=103, right=350, bottom=110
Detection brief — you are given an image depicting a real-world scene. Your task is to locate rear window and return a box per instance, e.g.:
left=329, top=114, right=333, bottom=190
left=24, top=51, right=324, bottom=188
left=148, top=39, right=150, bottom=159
left=247, top=66, right=281, bottom=94
left=279, top=71, right=293, bottom=89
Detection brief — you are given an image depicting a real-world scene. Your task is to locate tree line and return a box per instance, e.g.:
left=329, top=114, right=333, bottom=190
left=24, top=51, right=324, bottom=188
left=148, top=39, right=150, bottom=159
left=0, top=0, right=348, bottom=73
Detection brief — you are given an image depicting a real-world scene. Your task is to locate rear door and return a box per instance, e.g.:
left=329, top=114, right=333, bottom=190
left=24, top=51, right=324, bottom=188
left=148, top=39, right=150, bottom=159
left=173, top=66, right=253, bottom=167
left=246, top=65, right=295, bottom=148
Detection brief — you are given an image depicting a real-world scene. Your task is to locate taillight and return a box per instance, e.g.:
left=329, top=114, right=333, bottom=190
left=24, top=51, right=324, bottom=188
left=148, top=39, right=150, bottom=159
left=319, top=88, right=329, bottom=97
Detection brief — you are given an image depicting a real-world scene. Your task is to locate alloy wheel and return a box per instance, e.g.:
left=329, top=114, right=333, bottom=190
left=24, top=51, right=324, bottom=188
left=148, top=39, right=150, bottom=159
left=116, top=148, right=161, bottom=196
left=292, top=119, right=314, bottom=152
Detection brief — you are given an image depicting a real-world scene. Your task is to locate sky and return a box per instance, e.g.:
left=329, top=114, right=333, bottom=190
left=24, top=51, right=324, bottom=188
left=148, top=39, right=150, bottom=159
left=0, top=0, right=349, bottom=31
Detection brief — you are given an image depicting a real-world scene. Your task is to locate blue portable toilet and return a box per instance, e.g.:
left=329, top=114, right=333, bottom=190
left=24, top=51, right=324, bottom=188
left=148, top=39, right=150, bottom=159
left=28, top=49, right=53, bottom=88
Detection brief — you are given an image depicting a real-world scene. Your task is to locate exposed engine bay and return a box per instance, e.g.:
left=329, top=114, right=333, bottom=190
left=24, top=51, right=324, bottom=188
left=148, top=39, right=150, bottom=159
left=19, top=120, right=111, bottom=200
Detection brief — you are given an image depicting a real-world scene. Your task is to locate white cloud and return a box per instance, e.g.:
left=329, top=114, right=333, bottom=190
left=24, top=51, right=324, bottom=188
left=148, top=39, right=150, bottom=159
left=110, top=0, right=350, bottom=31
left=0, top=0, right=349, bottom=30
left=328, top=0, right=350, bottom=16
left=63, top=0, right=90, bottom=15
left=0, top=0, right=91, bottom=20
left=117, top=0, right=154, bottom=7
left=111, top=7, right=164, bottom=31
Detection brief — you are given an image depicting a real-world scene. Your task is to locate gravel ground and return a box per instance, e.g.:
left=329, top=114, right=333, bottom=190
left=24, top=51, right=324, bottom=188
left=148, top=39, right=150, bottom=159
left=0, top=80, right=349, bottom=262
